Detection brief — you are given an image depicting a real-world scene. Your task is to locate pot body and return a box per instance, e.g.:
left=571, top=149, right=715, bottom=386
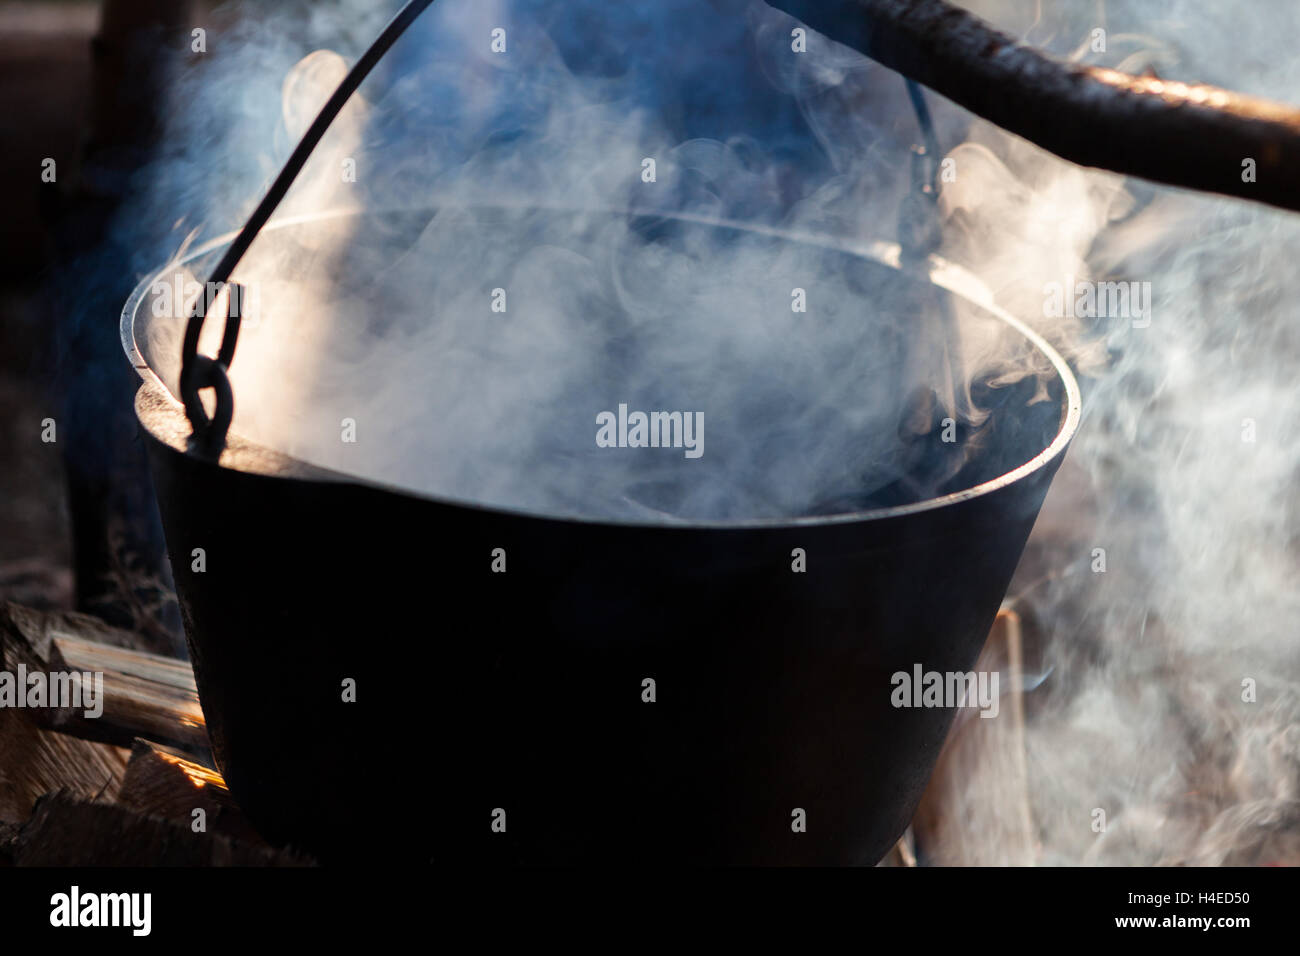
left=138, top=382, right=1063, bottom=865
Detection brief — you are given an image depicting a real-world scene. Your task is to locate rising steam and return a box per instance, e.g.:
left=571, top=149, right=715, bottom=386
left=124, top=0, right=1300, bottom=864
left=926, top=0, right=1300, bottom=865
left=136, top=0, right=1061, bottom=523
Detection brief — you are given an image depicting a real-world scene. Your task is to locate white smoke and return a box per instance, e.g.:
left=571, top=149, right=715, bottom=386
left=125, top=0, right=1300, bottom=864
left=921, top=0, right=1300, bottom=866
left=138, top=0, right=1063, bottom=522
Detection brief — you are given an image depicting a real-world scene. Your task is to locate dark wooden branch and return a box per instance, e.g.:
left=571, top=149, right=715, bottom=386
left=769, top=0, right=1300, bottom=211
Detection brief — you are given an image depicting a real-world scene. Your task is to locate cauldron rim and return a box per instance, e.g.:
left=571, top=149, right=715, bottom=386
left=122, top=204, right=1081, bottom=531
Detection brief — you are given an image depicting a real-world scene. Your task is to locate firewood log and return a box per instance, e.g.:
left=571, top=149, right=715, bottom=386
left=0, top=602, right=207, bottom=755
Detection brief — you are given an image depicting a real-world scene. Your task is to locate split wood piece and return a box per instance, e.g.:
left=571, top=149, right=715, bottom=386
left=13, top=789, right=313, bottom=867
left=769, top=0, right=1300, bottom=212
left=910, top=607, right=1037, bottom=865
left=0, top=709, right=129, bottom=824
left=117, top=738, right=267, bottom=846
left=0, top=602, right=207, bottom=755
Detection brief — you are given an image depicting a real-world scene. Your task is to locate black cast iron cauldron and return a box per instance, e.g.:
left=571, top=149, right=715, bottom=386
left=123, top=206, right=1080, bottom=865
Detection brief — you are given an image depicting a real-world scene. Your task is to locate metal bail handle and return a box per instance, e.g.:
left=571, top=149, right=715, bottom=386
left=178, top=0, right=437, bottom=458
